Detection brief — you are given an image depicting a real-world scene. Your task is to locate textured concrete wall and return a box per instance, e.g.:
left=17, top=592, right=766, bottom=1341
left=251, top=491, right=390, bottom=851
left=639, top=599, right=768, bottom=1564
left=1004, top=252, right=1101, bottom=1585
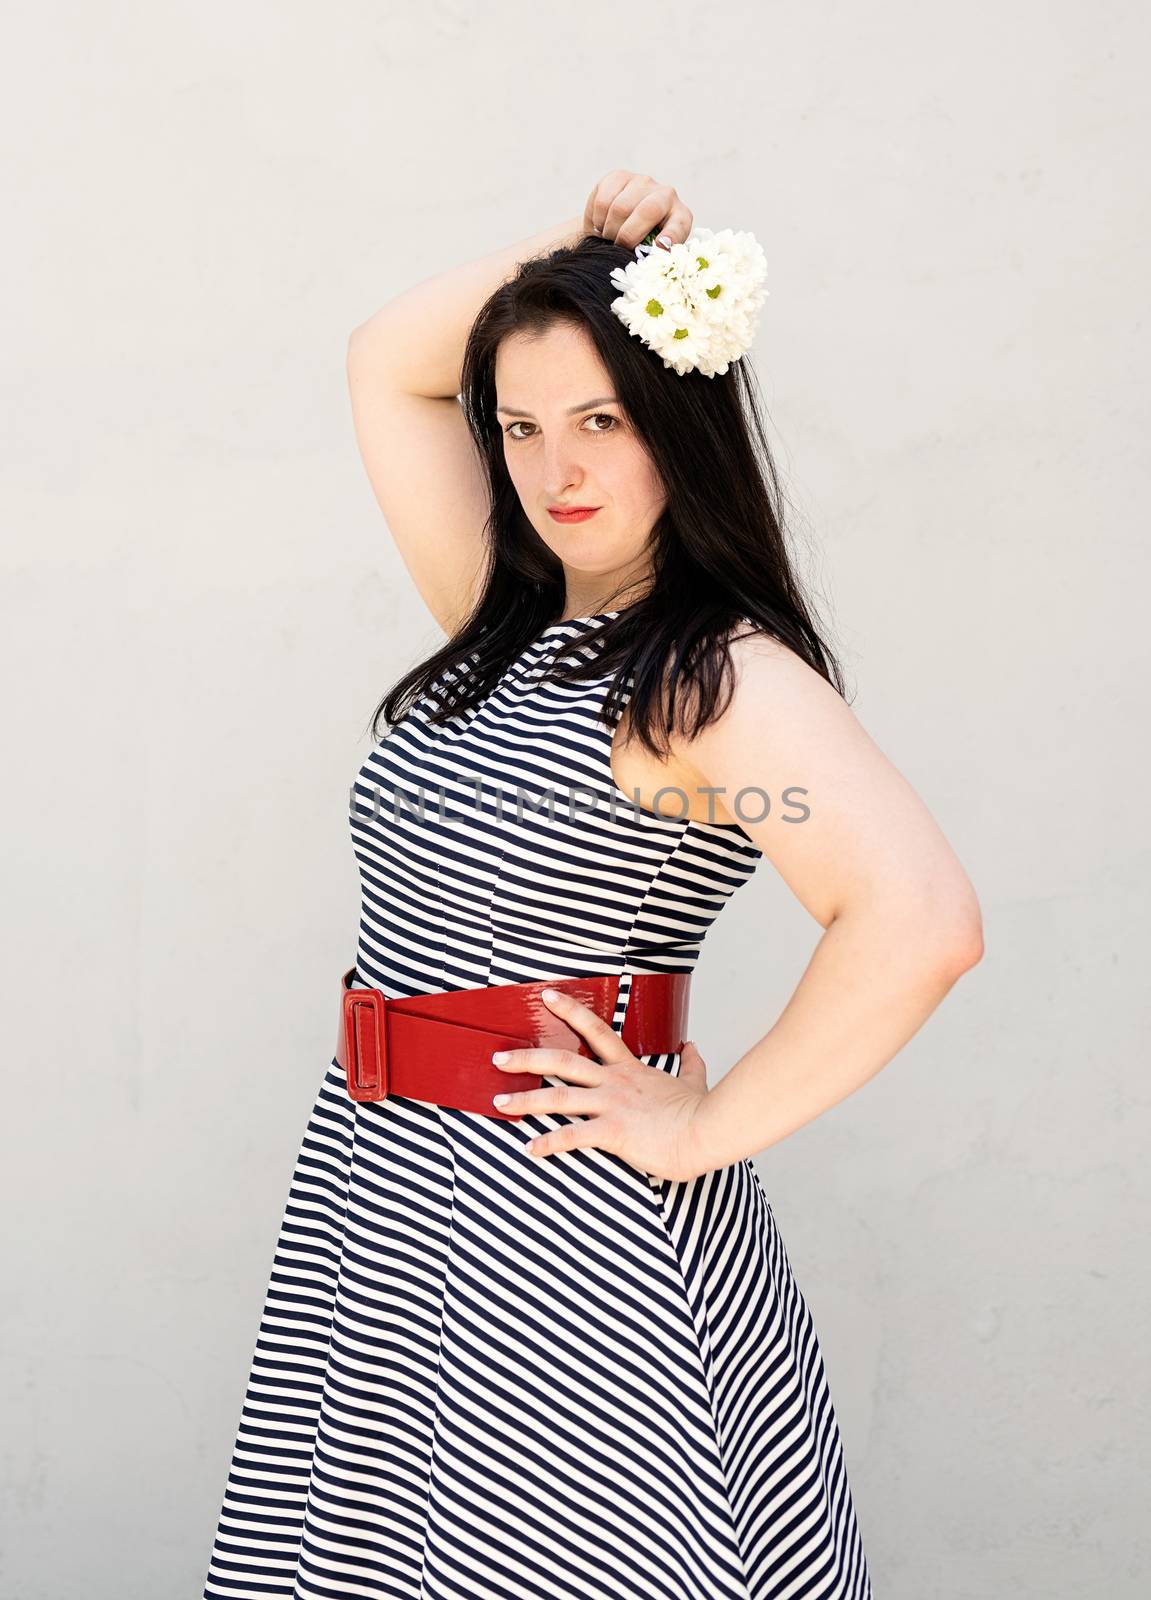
left=2, top=2, right=1147, bottom=1596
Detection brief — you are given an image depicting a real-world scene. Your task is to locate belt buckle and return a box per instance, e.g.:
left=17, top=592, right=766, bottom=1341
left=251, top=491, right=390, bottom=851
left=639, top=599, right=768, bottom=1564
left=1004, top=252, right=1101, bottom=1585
left=343, top=987, right=388, bottom=1101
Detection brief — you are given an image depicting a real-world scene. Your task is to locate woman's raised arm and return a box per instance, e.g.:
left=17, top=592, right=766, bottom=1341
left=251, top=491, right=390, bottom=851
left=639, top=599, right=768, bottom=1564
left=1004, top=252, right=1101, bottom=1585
left=345, top=214, right=587, bottom=634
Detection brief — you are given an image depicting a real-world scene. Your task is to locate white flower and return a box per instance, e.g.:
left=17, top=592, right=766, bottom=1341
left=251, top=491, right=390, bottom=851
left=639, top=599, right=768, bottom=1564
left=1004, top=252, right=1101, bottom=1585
left=608, top=226, right=769, bottom=377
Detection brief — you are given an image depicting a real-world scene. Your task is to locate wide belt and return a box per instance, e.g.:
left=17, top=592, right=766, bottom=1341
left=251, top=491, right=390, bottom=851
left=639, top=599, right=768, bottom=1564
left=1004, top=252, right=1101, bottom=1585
left=336, top=966, right=691, bottom=1120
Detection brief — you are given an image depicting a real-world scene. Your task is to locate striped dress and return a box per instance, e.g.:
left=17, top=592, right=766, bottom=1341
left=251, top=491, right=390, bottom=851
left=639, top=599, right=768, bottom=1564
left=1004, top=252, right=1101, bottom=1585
left=202, top=610, right=874, bottom=1600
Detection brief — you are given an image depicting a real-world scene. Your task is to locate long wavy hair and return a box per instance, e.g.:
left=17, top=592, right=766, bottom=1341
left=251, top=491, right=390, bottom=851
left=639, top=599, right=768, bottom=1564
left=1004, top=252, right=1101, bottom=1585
left=369, top=232, right=846, bottom=756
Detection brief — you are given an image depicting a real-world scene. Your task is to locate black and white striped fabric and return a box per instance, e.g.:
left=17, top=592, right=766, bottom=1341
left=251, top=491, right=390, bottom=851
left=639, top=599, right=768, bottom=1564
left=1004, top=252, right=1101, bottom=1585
left=202, top=611, right=874, bottom=1599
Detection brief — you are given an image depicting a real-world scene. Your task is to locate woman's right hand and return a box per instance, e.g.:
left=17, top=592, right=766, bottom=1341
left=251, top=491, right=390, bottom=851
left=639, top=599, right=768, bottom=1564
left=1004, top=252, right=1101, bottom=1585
left=582, top=170, right=694, bottom=252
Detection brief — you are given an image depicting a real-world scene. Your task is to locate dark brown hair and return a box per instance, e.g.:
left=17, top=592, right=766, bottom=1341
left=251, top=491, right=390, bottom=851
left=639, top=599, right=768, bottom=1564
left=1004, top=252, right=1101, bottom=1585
left=369, top=232, right=846, bottom=756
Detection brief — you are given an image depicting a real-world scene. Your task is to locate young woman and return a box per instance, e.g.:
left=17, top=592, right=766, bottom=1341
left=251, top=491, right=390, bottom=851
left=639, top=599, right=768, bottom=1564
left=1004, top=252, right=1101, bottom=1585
left=202, top=170, right=982, bottom=1600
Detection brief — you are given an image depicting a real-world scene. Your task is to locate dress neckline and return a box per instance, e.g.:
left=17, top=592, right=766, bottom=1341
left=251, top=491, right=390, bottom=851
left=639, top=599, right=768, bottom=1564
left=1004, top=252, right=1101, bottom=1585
left=539, top=609, right=622, bottom=633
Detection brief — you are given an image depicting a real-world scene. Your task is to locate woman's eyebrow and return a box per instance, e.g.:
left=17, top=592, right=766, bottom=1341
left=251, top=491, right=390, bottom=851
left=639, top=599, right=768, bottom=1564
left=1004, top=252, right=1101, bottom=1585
left=495, top=395, right=619, bottom=418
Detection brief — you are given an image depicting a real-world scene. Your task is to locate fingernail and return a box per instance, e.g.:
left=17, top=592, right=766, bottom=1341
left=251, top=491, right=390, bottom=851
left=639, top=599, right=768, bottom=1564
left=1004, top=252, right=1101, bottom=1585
left=541, top=987, right=559, bottom=1001
left=493, top=1093, right=510, bottom=1106
left=492, top=1051, right=509, bottom=1063
left=657, top=233, right=673, bottom=247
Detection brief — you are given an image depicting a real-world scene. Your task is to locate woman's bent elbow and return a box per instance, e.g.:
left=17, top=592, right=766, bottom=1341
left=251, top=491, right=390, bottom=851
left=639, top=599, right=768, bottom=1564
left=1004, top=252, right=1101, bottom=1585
left=936, top=894, right=985, bottom=977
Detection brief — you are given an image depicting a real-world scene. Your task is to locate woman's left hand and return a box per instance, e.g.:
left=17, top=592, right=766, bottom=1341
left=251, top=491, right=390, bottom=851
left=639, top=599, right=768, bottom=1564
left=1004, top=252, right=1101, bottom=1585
left=490, top=987, right=712, bottom=1182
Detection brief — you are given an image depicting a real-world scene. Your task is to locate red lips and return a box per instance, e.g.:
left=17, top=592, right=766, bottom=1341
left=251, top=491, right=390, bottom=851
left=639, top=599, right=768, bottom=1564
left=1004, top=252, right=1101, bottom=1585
left=548, top=507, right=600, bottom=522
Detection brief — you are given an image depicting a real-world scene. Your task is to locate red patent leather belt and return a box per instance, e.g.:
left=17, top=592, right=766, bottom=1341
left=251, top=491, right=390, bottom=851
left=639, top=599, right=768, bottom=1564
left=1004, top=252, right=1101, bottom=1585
left=336, top=966, right=691, bottom=1120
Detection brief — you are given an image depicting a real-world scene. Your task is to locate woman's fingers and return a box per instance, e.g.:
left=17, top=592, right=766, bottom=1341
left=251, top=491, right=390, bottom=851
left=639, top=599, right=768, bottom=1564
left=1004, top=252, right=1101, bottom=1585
left=584, top=168, right=633, bottom=234
left=537, top=986, right=632, bottom=1061
left=492, top=1046, right=602, bottom=1082
left=655, top=196, right=694, bottom=246
left=489, top=989, right=641, bottom=1116
left=492, top=1077, right=596, bottom=1116
left=620, top=188, right=693, bottom=250
left=584, top=171, right=691, bottom=249
left=604, top=180, right=676, bottom=248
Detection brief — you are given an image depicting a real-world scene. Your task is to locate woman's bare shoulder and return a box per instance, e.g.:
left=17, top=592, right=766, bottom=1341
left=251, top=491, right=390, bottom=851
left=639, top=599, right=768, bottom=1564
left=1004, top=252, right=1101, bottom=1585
left=720, top=618, right=838, bottom=698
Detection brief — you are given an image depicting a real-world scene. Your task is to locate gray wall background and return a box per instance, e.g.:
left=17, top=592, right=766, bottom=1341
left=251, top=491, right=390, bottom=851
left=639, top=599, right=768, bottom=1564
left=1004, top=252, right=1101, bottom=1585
left=2, top=3, right=1147, bottom=1596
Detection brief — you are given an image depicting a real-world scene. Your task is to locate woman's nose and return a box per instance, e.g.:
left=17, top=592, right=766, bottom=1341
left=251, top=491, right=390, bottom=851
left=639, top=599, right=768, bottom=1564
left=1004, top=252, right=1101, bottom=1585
left=542, top=447, right=585, bottom=494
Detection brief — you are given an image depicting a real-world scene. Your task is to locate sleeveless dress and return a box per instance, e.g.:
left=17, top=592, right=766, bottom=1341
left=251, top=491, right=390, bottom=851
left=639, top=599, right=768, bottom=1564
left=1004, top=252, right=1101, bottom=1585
left=202, top=610, right=874, bottom=1600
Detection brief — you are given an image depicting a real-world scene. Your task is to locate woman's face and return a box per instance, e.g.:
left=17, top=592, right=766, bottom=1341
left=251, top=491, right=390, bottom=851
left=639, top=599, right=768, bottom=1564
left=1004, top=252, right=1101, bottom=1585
left=494, top=321, right=665, bottom=605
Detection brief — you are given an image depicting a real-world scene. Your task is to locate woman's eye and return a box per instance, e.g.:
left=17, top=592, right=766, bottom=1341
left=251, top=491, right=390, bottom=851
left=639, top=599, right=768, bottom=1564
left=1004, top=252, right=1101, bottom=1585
left=503, top=413, right=619, bottom=442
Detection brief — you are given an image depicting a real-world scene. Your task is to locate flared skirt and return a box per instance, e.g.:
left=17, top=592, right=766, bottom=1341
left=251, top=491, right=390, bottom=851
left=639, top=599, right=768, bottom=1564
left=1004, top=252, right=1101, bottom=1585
left=201, top=1057, right=873, bottom=1600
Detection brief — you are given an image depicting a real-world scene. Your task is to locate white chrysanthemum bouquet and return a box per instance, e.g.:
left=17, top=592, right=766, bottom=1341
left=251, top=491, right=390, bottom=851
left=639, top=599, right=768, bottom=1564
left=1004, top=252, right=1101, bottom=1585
left=607, top=226, right=769, bottom=378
